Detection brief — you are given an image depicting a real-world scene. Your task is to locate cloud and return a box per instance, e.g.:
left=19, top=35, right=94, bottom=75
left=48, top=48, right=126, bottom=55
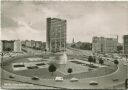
left=1, top=15, right=19, bottom=28
left=1, top=1, right=128, bottom=43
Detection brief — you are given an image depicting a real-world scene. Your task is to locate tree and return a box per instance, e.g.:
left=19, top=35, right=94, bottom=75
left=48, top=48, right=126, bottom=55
left=44, top=49, right=47, bottom=54
left=117, top=45, right=123, bottom=53
left=92, top=56, right=96, bottom=63
left=99, top=58, right=104, bottom=65
left=67, top=68, right=73, bottom=78
left=67, top=68, right=73, bottom=74
left=114, top=60, right=119, bottom=66
left=125, top=79, right=128, bottom=89
left=88, top=56, right=93, bottom=64
left=71, top=44, right=76, bottom=48
left=48, top=64, right=57, bottom=75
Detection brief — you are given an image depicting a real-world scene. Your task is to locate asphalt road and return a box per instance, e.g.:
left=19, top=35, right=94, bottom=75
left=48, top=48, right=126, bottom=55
left=1, top=58, right=127, bottom=89
left=1, top=47, right=127, bottom=89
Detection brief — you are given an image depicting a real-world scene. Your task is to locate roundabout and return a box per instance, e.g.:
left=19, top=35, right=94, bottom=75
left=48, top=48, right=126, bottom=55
left=1, top=52, right=125, bottom=89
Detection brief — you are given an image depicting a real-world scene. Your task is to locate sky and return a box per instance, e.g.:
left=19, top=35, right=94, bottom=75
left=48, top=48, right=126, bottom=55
left=1, top=1, right=128, bottom=43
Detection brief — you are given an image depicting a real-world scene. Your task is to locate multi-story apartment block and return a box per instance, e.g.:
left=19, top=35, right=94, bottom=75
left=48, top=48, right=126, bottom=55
left=92, top=36, right=118, bottom=53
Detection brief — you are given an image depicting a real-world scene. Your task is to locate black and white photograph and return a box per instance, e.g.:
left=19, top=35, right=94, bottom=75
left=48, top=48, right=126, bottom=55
left=0, top=0, right=128, bottom=89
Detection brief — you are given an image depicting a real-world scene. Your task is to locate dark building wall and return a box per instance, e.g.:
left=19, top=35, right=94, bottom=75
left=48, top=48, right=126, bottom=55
left=123, top=35, right=128, bottom=55
left=2, top=40, right=14, bottom=52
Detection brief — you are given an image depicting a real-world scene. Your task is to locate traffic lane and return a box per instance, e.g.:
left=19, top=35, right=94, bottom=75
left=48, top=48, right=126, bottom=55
left=2, top=79, right=58, bottom=89
left=2, top=58, right=126, bottom=89
left=2, top=62, right=125, bottom=90
left=80, top=60, right=127, bottom=89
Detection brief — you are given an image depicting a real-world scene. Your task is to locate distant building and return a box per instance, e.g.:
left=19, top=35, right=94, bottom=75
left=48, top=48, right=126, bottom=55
left=2, top=40, right=14, bottom=52
left=14, top=40, right=21, bottom=52
left=25, top=40, right=31, bottom=47
left=92, top=36, right=118, bottom=53
left=0, top=40, right=21, bottom=52
left=46, top=18, right=67, bottom=53
left=21, top=40, right=46, bottom=50
left=123, top=35, right=128, bottom=55
left=0, top=41, right=3, bottom=52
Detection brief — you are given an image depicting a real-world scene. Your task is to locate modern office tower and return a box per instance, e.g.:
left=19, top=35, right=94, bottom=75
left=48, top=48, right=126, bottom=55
left=46, top=18, right=67, bottom=53
left=92, top=36, right=118, bottom=53
left=123, top=35, right=128, bottom=55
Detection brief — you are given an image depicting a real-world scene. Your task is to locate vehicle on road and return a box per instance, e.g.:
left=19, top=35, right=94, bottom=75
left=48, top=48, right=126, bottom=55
left=112, top=78, right=119, bottom=82
left=9, top=75, right=15, bottom=78
left=31, top=76, right=39, bottom=80
left=55, top=77, right=63, bottom=82
left=89, top=81, right=98, bottom=85
left=27, top=66, right=38, bottom=69
left=70, top=78, right=79, bottom=82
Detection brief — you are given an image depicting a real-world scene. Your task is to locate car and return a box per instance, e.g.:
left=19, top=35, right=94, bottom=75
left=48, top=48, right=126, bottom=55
left=27, top=66, right=38, bottom=69
left=112, top=78, right=119, bottom=82
left=55, top=77, right=63, bottom=82
left=9, top=75, right=15, bottom=78
left=31, top=76, right=39, bottom=80
left=70, top=78, right=79, bottom=82
left=89, top=81, right=98, bottom=85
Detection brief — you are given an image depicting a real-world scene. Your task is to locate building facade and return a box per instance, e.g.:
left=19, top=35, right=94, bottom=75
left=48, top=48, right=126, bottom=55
left=0, top=40, right=21, bottom=52
left=0, top=41, right=2, bottom=52
left=1, top=40, right=14, bottom=52
left=46, top=18, right=67, bottom=53
left=92, top=36, right=118, bottom=53
left=123, top=35, right=128, bottom=55
left=14, top=40, right=21, bottom=52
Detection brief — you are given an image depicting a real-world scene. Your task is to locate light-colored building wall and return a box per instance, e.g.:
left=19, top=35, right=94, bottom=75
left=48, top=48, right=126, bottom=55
left=14, top=40, right=21, bottom=52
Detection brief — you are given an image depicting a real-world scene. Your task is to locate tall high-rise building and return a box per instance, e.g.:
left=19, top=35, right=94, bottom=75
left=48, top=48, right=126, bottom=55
left=92, top=36, right=118, bottom=53
left=46, top=18, right=67, bottom=53
left=123, top=35, right=128, bottom=55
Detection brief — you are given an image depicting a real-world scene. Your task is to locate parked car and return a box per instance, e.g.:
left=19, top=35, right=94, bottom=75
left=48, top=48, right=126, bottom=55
left=27, top=66, right=38, bottom=69
left=112, top=78, right=119, bottom=82
left=9, top=75, right=15, bottom=78
left=31, top=76, right=39, bottom=80
left=55, top=77, right=63, bottom=82
left=89, top=81, right=98, bottom=85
